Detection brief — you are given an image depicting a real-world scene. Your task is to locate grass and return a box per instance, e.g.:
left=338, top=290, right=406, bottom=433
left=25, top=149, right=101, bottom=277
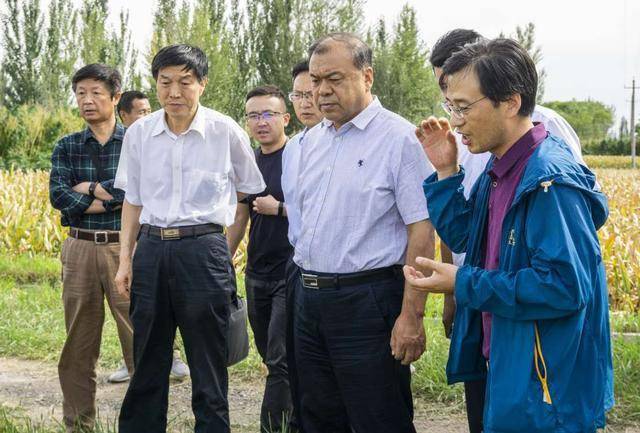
left=0, top=254, right=638, bottom=430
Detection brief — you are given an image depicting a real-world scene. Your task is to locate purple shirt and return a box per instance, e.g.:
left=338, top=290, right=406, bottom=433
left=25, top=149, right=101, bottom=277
left=482, top=123, right=548, bottom=359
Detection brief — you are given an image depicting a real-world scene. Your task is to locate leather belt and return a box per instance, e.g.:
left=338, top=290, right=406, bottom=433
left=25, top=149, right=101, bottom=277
left=300, top=265, right=403, bottom=289
left=140, top=223, right=223, bottom=240
left=69, top=228, right=119, bottom=244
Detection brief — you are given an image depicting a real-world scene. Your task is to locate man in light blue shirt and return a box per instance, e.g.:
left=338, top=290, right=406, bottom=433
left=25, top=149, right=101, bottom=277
left=282, top=59, right=324, bottom=247
left=291, top=33, right=435, bottom=433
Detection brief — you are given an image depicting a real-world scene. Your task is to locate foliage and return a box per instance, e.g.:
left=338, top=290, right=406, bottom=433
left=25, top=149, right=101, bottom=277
left=0, top=164, right=638, bottom=313
left=0, top=106, right=83, bottom=169
left=584, top=155, right=636, bottom=169
left=544, top=100, right=615, bottom=149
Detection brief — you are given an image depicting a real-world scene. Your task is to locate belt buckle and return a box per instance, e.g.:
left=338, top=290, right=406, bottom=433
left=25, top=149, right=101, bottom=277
left=160, top=228, right=180, bottom=241
left=301, top=273, right=319, bottom=289
left=94, top=231, right=109, bottom=244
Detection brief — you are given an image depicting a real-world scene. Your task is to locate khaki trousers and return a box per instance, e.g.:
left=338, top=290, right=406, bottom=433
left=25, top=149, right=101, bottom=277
left=58, top=236, right=133, bottom=431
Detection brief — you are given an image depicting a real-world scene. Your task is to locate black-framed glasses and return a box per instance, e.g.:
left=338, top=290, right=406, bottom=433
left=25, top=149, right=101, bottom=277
left=288, top=91, right=313, bottom=102
left=441, top=96, right=487, bottom=119
left=245, top=110, right=285, bottom=123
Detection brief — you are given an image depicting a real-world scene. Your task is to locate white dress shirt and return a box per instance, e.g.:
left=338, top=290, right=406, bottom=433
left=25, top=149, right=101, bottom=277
left=293, top=98, right=434, bottom=273
left=115, top=106, right=265, bottom=227
left=451, top=104, right=587, bottom=266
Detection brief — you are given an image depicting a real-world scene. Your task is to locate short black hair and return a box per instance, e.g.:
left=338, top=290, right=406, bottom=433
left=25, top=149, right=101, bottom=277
left=442, top=38, right=538, bottom=117
left=72, top=64, right=121, bottom=97
left=117, top=90, right=148, bottom=114
left=151, top=44, right=208, bottom=82
left=291, top=59, right=310, bottom=80
left=245, top=85, right=287, bottom=105
left=430, top=29, right=483, bottom=68
left=308, top=32, right=372, bottom=70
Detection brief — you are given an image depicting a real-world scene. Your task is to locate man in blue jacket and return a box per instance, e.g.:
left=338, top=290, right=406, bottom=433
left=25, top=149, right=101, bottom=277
left=406, top=38, right=614, bottom=433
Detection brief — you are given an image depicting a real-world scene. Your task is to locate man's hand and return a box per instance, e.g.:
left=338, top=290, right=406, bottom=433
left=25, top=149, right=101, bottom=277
left=253, top=195, right=280, bottom=216
left=114, top=259, right=132, bottom=299
left=391, top=312, right=426, bottom=365
left=442, top=294, right=456, bottom=338
left=415, top=116, right=459, bottom=179
left=403, top=257, right=458, bottom=294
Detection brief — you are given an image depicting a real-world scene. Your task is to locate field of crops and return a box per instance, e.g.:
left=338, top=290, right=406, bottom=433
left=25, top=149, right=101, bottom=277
left=0, top=163, right=638, bottom=311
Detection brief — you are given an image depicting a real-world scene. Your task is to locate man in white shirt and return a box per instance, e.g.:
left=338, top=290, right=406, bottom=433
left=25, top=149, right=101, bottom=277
left=114, top=44, right=265, bottom=433
left=428, top=29, right=589, bottom=433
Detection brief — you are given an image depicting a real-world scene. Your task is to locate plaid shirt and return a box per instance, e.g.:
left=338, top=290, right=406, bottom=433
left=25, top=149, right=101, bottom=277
left=49, top=123, right=126, bottom=230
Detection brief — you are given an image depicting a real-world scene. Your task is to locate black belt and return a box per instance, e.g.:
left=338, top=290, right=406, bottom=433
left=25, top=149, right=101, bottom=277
left=140, top=223, right=223, bottom=240
left=69, top=228, right=119, bottom=244
left=300, top=265, right=403, bottom=289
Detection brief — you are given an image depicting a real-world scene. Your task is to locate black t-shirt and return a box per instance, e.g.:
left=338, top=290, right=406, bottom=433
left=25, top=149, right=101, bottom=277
left=244, top=146, right=293, bottom=280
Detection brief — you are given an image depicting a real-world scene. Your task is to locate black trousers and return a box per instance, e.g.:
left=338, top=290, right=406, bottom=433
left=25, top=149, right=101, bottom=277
left=464, top=378, right=486, bottom=433
left=245, top=275, right=293, bottom=433
left=285, top=258, right=303, bottom=433
left=119, top=232, right=235, bottom=433
left=292, top=266, right=416, bottom=433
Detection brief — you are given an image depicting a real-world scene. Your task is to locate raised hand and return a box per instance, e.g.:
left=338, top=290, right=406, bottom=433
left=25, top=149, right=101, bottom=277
left=415, top=116, right=459, bottom=179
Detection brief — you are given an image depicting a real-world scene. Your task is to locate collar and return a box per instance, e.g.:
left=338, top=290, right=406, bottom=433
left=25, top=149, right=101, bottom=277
left=151, top=105, right=206, bottom=138
left=490, top=123, right=547, bottom=179
left=320, top=97, right=382, bottom=131
left=81, top=122, right=125, bottom=144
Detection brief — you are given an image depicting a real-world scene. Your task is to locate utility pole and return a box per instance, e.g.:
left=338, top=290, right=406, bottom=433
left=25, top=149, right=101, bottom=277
left=626, top=78, right=638, bottom=168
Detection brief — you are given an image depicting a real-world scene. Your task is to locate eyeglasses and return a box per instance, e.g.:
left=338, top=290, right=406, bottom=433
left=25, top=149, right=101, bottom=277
left=288, top=91, right=313, bottom=102
left=441, top=96, right=487, bottom=119
left=245, top=110, right=285, bottom=123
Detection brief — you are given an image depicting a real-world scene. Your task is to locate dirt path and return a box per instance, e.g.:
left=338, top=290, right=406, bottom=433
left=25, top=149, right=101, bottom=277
left=2, top=357, right=637, bottom=433
left=0, top=357, right=468, bottom=432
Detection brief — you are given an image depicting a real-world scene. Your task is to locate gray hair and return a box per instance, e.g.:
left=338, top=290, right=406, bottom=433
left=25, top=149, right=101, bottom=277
left=308, top=32, right=372, bottom=70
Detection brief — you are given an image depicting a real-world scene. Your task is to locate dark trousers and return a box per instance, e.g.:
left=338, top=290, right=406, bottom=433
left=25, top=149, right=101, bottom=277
left=293, top=267, right=416, bottom=433
left=119, top=232, right=234, bottom=433
left=245, top=275, right=293, bottom=433
left=285, top=258, right=303, bottom=433
left=464, top=378, right=486, bottom=433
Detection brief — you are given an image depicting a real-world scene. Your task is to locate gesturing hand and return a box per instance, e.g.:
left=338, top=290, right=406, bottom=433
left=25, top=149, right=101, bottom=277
left=415, top=116, right=459, bottom=179
left=403, top=257, right=458, bottom=294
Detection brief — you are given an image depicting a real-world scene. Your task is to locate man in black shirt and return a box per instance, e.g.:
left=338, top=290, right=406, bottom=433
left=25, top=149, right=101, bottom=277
left=227, top=85, right=294, bottom=433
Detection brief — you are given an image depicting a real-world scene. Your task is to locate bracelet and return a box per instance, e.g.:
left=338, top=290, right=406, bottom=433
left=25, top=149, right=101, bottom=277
left=277, top=201, right=284, bottom=217
left=88, top=181, right=97, bottom=197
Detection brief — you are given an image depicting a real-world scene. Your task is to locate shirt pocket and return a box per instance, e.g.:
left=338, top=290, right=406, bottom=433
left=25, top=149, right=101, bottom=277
left=185, top=170, right=228, bottom=207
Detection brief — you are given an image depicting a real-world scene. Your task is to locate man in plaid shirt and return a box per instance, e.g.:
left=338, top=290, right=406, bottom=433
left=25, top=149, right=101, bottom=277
left=49, top=63, right=134, bottom=433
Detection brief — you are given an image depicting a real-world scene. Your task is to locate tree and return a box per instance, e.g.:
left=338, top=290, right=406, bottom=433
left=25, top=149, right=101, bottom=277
left=544, top=99, right=614, bottom=149
left=619, top=116, right=629, bottom=139
left=41, top=0, right=79, bottom=106
left=1, top=0, right=45, bottom=107
left=79, top=0, right=110, bottom=64
left=372, top=5, right=440, bottom=124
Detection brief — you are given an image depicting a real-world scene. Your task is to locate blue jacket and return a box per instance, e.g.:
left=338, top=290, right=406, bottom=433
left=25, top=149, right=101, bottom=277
left=423, top=135, right=614, bottom=433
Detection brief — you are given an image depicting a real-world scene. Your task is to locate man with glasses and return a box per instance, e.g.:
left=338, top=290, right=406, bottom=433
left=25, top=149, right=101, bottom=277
left=281, top=59, right=324, bottom=433
left=428, top=29, right=590, bottom=433
left=227, top=85, right=294, bottom=433
left=408, top=37, right=613, bottom=433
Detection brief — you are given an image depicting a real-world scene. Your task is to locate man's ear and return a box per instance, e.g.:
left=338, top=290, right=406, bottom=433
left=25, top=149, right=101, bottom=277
left=363, top=66, right=374, bottom=92
left=199, top=77, right=209, bottom=95
left=283, top=112, right=291, bottom=127
left=505, top=93, right=522, bottom=117
left=112, top=91, right=122, bottom=106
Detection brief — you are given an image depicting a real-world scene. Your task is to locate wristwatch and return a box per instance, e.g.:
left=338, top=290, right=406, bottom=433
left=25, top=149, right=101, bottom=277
left=88, top=181, right=97, bottom=197
left=277, top=201, right=284, bottom=217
